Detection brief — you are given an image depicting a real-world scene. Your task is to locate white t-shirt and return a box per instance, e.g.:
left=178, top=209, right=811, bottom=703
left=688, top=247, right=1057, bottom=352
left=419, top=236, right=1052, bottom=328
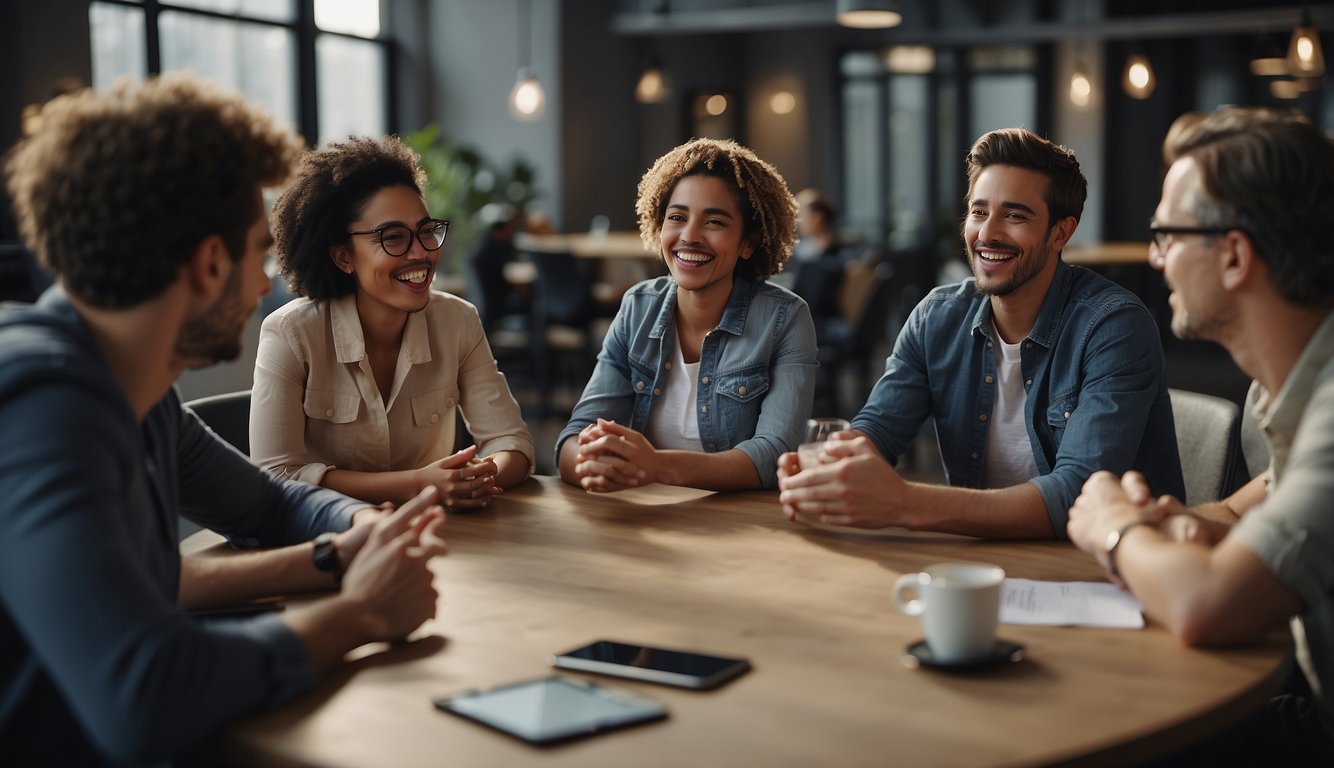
left=645, top=337, right=702, bottom=450
left=982, top=327, right=1038, bottom=489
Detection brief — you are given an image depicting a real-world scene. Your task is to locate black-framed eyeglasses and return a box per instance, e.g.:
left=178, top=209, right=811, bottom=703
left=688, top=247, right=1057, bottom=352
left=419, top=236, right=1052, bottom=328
left=1148, top=225, right=1235, bottom=251
left=347, top=219, right=449, bottom=257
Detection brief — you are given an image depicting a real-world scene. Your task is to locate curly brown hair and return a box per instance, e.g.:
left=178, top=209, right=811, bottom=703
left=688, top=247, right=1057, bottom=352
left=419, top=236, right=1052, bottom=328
left=4, top=73, right=301, bottom=308
left=635, top=138, right=798, bottom=281
left=270, top=136, right=428, bottom=300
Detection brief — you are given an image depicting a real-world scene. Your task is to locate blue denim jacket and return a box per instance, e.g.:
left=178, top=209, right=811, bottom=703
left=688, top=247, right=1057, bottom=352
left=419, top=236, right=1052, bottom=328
left=556, top=276, right=817, bottom=488
left=851, top=259, right=1184, bottom=535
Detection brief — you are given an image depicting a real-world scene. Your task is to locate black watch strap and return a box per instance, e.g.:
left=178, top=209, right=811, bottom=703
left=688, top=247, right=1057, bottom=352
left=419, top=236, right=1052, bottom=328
left=312, top=532, right=344, bottom=584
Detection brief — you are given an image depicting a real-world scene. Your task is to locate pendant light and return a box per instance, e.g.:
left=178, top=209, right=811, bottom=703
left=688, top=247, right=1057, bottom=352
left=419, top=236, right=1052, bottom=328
left=1123, top=49, right=1156, bottom=100
left=635, top=57, right=671, bottom=104
left=1069, top=62, right=1092, bottom=108
left=1288, top=8, right=1326, bottom=78
left=836, top=0, right=902, bottom=30
left=509, top=0, right=545, bottom=121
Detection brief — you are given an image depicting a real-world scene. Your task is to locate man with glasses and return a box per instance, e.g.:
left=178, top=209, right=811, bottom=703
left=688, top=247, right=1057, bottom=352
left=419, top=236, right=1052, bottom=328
left=0, top=75, right=447, bottom=764
left=1068, top=107, right=1334, bottom=762
left=779, top=127, right=1183, bottom=538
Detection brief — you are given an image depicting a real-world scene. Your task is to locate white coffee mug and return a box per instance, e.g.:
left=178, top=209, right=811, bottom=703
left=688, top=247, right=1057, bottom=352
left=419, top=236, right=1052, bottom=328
left=893, top=563, right=1005, bottom=662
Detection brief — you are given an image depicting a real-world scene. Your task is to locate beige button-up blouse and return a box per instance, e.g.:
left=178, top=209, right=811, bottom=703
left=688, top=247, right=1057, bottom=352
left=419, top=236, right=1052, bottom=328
left=251, top=292, right=533, bottom=485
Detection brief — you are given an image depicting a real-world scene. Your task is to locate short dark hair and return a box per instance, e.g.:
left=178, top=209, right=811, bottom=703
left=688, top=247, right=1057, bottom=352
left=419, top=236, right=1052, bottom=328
left=635, top=138, right=798, bottom=281
left=271, top=135, right=428, bottom=300
left=1163, top=106, right=1334, bottom=308
left=4, top=74, right=300, bottom=308
left=965, top=128, right=1087, bottom=228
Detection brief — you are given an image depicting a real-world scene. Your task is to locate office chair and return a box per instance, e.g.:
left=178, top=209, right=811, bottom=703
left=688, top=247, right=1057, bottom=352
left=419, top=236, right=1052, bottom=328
left=1168, top=388, right=1241, bottom=506
left=183, top=389, right=253, bottom=456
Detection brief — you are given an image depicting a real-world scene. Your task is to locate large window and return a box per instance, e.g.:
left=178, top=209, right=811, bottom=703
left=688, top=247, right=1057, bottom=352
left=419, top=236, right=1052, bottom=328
left=90, top=0, right=390, bottom=144
left=840, top=45, right=1040, bottom=265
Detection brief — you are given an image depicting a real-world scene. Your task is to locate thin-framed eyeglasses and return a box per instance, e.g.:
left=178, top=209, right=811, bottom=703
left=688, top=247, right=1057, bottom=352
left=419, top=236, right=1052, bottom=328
left=348, top=219, right=449, bottom=257
left=1148, top=224, right=1236, bottom=252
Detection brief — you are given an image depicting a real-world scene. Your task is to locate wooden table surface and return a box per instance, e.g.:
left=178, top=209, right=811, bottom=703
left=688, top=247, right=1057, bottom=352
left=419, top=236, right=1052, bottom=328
left=210, top=476, right=1288, bottom=767
left=516, top=231, right=654, bottom=260
left=1063, top=241, right=1151, bottom=267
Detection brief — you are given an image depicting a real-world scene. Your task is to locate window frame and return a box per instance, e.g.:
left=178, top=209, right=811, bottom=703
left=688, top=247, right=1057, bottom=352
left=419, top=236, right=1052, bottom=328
left=90, top=0, right=396, bottom=143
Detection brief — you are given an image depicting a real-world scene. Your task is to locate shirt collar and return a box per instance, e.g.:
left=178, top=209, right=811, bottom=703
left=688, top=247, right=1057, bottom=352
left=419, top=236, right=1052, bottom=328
left=649, top=278, right=757, bottom=339
left=1249, top=309, right=1334, bottom=441
left=329, top=293, right=433, bottom=365
left=970, top=258, right=1072, bottom=348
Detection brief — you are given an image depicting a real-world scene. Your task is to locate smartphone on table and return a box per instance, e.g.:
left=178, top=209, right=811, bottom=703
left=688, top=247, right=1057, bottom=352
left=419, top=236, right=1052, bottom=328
left=552, top=639, right=751, bottom=690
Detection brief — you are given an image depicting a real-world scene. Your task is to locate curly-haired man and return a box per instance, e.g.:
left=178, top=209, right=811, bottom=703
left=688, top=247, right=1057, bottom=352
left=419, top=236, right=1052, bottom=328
left=0, top=74, right=447, bottom=765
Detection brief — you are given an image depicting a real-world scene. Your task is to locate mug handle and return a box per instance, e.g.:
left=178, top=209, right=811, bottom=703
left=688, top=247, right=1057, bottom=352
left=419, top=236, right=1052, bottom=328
left=893, top=572, right=928, bottom=617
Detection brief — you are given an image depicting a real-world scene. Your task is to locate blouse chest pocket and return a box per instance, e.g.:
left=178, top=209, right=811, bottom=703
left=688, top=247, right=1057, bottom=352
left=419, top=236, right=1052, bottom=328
left=303, top=389, right=360, bottom=424
left=410, top=385, right=460, bottom=428
left=713, top=370, right=769, bottom=405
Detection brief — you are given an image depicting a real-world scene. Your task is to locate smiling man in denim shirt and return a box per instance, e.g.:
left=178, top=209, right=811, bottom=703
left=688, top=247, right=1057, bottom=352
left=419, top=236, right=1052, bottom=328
left=778, top=128, right=1183, bottom=538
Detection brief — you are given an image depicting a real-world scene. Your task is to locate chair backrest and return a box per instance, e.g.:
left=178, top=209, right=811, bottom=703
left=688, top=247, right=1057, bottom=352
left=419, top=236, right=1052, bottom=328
left=1168, top=387, right=1241, bottom=506
left=848, top=262, right=899, bottom=355
left=183, top=389, right=252, bottom=456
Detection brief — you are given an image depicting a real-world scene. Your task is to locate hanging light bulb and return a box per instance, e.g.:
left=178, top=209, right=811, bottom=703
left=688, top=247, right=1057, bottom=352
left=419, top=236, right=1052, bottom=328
left=509, top=68, right=545, bottom=120
left=635, top=60, right=671, bottom=104
left=1123, top=52, right=1156, bottom=99
left=509, top=0, right=544, bottom=121
left=1288, top=9, right=1326, bottom=78
left=1069, top=63, right=1092, bottom=108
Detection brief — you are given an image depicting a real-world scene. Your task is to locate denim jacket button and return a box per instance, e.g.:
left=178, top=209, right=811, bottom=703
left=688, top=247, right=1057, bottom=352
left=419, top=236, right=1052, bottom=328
left=738, top=385, right=748, bottom=395
left=636, top=380, right=645, bottom=391
left=701, top=375, right=711, bottom=385
left=652, top=388, right=661, bottom=396
left=1063, top=411, right=1071, bottom=419
left=1025, top=379, right=1032, bottom=386
left=970, top=451, right=979, bottom=460
left=978, top=413, right=988, bottom=422
left=665, top=362, right=672, bottom=370
left=985, top=375, right=994, bottom=384
left=701, top=405, right=709, bottom=413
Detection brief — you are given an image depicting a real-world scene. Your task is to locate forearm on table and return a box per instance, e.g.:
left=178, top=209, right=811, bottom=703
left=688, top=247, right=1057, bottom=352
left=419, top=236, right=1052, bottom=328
left=1116, top=530, right=1299, bottom=645
left=655, top=448, right=761, bottom=490
left=491, top=450, right=531, bottom=488
left=321, top=468, right=419, bottom=506
left=179, top=544, right=334, bottom=610
left=557, top=438, right=581, bottom=485
left=898, top=481, right=1055, bottom=538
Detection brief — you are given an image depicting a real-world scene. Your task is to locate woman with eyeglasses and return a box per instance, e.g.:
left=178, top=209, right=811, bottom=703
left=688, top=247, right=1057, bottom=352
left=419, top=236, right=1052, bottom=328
left=251, top=136, right=532, bottom=508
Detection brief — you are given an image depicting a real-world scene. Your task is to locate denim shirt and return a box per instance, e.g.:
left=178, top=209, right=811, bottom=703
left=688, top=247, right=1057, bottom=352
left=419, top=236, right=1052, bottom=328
left=852, top=259, right=1184, bottom=535
left=557, top=276, right=817, bottom=488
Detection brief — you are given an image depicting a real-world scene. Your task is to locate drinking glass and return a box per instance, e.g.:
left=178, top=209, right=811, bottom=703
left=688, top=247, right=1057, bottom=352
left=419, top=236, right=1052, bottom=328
left=804, top=418, right=850, bottom=444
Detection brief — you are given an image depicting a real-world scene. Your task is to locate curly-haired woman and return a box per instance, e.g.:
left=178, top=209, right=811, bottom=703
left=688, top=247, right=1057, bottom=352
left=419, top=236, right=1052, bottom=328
left=252, top=135, right=532, bottom=508
left=556, top=138, right=816, bottom=491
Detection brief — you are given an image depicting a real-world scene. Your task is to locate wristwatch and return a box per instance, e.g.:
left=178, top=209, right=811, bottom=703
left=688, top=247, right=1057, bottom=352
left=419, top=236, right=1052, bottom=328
left=1104, top=521, right=1153, bottom=581
left=312, top=532, right=344, bottom=585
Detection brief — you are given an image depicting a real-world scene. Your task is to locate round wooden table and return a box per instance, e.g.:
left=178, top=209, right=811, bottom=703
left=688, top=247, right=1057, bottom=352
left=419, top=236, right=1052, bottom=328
left=210, top=476, right=1289, bottom=767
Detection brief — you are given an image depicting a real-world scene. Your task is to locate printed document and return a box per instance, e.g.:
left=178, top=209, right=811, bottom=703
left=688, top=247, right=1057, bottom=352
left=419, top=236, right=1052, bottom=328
left=1000, top=578, right=1145, bottom=629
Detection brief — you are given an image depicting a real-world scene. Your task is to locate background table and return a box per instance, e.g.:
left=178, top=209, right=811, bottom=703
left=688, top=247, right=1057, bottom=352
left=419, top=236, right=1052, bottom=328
left=209, top=477, right=1288, bottom=767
